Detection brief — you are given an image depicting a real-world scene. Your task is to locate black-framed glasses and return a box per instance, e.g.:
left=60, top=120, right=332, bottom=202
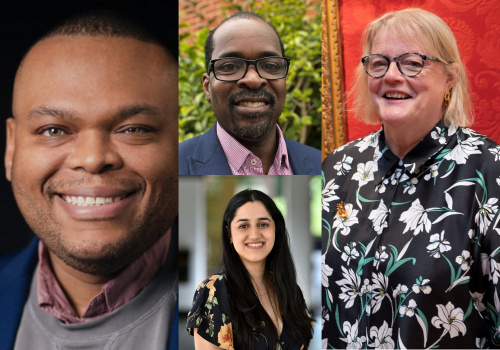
left=209, top=56, right=290, bottom=81
left=361, top=52, right=443, bottom=78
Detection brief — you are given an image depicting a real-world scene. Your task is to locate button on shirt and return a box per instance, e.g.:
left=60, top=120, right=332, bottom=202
left=322, top=121, right=500, bottom=349
left=216, top=122, right=293, bottom=175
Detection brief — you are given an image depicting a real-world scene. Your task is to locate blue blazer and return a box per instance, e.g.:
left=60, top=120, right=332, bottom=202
left=0, top=238, right=179, bottom=350
left=179, top=125, right=321, bottom=175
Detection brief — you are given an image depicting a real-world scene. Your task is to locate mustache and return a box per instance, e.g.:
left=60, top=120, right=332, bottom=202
left=44, top=177, right=145, bottom=197
left=227, top=88, right=276, bottom=107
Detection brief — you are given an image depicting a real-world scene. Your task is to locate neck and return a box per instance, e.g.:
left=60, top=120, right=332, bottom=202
left=237, top=128, right=278, bottom=175
left=383, top=118, right=438, bottom=159
left=243, top=260, right=268, bottom=290
left=48, top=252, right=115, bottom=317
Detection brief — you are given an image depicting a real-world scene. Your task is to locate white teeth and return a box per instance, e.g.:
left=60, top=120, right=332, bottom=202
left=239, top=101, right=265, bottom=107
left=62, top=195, right=124, bottom=206
left=385, top=92, right=410, bottom=99
left=247, top=243, right=263, bottom=247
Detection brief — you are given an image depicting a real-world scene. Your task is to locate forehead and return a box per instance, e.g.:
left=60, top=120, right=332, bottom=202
left=212, top=18, right=281, bottom=59
left=233, top=201, right=271, bottom=219
left=13, top=36, right=174, bottom=118
left=370, top=28, right=429, bottom=55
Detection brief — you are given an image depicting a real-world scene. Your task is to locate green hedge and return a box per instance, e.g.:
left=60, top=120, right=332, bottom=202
left=179, top=0, right=321, bottom=150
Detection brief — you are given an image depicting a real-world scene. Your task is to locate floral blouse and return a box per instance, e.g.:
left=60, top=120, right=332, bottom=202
left=322, top=120, right=500, bottom=349
left=186, top=274, right=306, bottom=350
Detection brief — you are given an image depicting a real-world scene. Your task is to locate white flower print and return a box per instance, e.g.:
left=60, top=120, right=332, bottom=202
left=332, top=203, right=360, bottom=236
left=368, top=321, right=395, bottom=349
left=376, top=178, right=389, bottom=194
left=399, top=199, right=432, bottom=236
left=352, top=161, right=375, bottom=187
left=336, top=266, right=361, bottom=309
left=427, top=231, right=452, bottom=258
left=392, top=284, right=408, bottom=298
left=412, top=279, right=432, bottom=294
left=322, top=178, right=340, bottom=212
left=321, top=253, right=333, bottom=288
left=371, top=272, right=389, bottom=314
left=373, top=246, right=389, bottom=270
left=469, top=291, right=486, bottom=312
left=468, top=229, right=475, bottom=239
left=489, top=146, right=500, bottom=161
left=482, top=253, right=500, bottom=285
left=399, top=299, right=417, bottom=317
left=497, top=177, right=500, bottom=186
left=431, top=127, right=446, bottom=144
left=322, top=338, right=328, bottom=350
left=431, top=302, right=467, bottom=338
left=322, top=306, right=330, bottom=331
left=403, top=177, right=418, bottom=195
left=341, top=242, right=360, bottom=266
left=390, top=168, right=403, bottom=185
left=356, top=132, right=380, bottom=153
left=476, top=337, right=487, bottom=349
left=368, top=200, right=390, bottom=234
left=340, top=320, right=366, bottom=349
left=456, top=250, right=473, bottom=270
left=334, top=154, right=354, bottom=176
left=424, top=164, right=439, bottom=181
left=444, top=135, right=483, bottom=164
left=372, top=148, right=383, bottom=172
left=475, top=198, right=499, bottom=235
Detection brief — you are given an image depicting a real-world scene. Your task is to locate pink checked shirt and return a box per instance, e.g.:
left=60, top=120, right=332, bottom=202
left=217, top=122, right=294, bottom=175
left=36, top=229, right=171, bottom=324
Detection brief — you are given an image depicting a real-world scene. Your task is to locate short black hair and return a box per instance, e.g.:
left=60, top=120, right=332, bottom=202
left=204, top=11, right=285, bottom=72
left=31, top=10, right=175, bottom=61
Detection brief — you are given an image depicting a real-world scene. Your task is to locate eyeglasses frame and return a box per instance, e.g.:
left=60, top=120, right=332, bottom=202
left=209, top=56, right=291, bottom=82
left=361, top=52, right=444, bottom=78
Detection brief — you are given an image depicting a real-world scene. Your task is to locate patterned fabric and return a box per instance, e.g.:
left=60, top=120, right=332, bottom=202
left=186, top=274, right=305, bottom=350
left=36, top=229, right=171, bottom=324
left=216, top=123, right=293, bottom=175
left=339, top=1, right=500, bottom=143
left=322, top=120, right=500, bottom=349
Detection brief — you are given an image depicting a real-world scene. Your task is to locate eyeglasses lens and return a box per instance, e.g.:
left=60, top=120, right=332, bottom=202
left=364, top=54, right=424, bottom=77
left=213, top=58, right=287, bottom=80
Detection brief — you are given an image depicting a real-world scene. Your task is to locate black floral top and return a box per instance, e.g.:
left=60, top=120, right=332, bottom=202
left=186, top=274, right=307, bottom=350
left=322, top=120, right=500, bottom=349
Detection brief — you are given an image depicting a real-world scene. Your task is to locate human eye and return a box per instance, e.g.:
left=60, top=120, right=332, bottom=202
left=401, top=55, right=423, bottom=70
left=259, top=222, right=269, bottom=227
left=118, top=125, right=154, bottom=135
left=217, top=60, right=243, bottom=74
left=39, top=126, right=68, bottom=138
left=238, top=224, right=248, bottom=229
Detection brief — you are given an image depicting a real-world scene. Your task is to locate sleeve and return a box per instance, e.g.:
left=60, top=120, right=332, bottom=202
left=186, top=275, right=233, bottom=349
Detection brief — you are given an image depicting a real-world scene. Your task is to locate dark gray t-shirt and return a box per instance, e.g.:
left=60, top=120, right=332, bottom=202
left=13, top=259, right=177, bottom=350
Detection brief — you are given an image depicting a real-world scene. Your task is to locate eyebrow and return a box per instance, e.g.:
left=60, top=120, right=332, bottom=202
left=25, top=104, right=161, bottom=122
left=235, top=217, right=271, bottom=223
left=217, top=51, right=282, bottom=59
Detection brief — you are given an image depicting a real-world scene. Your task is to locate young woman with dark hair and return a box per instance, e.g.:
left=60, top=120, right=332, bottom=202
left=186, top=189, right=314, bottom=350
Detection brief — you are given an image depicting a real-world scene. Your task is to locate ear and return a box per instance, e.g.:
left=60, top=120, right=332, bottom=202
left=445, top=62, right=459, bottom=91
left=202, top=73, right=211, bottom=102
left=4, top=118, right=15, bottom=182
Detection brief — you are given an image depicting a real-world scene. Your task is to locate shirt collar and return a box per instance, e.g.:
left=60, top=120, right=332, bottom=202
left=216, top=122, right=292, bottom=175
left=373, top=120, right=458, bottom=185
left=37, top=228, right=171, bottom=324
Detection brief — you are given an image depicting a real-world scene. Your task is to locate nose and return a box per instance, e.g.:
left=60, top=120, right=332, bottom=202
left=237, top=65, right=267, bottom=89
left=66, top=131, right=123, bottom=173
left=383, top=61, right=405, bottom=83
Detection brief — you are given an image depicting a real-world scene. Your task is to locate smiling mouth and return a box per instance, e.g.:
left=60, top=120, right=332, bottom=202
left=246, top=242, right=264, bottom=247
left=384, top=92, right=411, bottom=99
left=59, top=195, right=129, bottom=206
left=236, top=101, right=268, bottom=107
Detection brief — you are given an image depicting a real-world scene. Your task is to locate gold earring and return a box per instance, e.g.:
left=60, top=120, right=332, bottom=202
left=443, top=91, right=451, bottom=109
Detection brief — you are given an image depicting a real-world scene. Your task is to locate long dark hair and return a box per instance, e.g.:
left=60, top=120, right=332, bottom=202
left=221, top=189, right=314, bottom=350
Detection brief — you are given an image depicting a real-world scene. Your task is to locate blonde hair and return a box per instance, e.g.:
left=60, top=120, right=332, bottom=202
left=351, top=8, right=473, bottom=127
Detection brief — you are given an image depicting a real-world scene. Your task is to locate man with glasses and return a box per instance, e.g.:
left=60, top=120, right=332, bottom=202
left=179, top=11, right=321, bottom=175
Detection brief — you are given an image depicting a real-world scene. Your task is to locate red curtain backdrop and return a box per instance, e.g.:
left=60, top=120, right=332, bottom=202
left=340, top=0, right=500, bottom=143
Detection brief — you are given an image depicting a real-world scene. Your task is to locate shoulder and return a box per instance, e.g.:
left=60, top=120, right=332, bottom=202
left=0, top=239, right=38, bottom=280
left=284, top=138, right=321, bottom=158
left=179, top=134, right=203, bottom=157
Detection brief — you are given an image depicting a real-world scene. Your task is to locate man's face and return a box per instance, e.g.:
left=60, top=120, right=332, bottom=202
left=203, top=18, right=287, bottom=141
left=5, top=36, right=178, bottom=275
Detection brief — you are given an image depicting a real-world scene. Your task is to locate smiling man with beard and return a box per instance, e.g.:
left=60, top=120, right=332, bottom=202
left=0, top=11, right=178, bottom=350
left=179, top=11, right=321, bottom=175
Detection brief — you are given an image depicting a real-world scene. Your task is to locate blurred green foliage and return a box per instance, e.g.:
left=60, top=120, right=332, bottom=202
left=179, top=0, right=321, bottom=149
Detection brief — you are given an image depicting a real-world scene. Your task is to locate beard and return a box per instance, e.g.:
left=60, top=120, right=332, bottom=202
left=227, top=88, right=276, bottom=140
left=11, top=171, right=178, bottom=276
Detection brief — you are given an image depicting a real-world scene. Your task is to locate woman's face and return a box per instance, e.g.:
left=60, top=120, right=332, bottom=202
left=368, top=29, right=455, bottom=130
left=229, top=201, right=276, bottom=268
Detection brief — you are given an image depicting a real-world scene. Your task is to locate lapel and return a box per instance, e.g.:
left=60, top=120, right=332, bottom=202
left=0, top=239, right=38, bottom=350
left=187, top=125, right=232, bottom=175
left=285, top=138, right=315, bottom=175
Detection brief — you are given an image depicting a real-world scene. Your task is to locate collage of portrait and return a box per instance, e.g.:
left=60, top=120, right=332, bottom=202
left=0, top=1, right=499, bottom=349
